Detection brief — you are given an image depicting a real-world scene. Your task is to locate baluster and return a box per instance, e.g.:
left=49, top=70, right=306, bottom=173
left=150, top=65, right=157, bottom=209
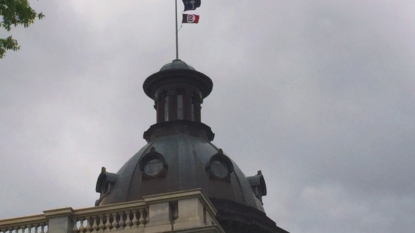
left=98, top=214, right=105, bottom=231
left=111, top=213, right=118, bottom=230
left=138, top=208, right=145, bottom=226
left=33, top=224, right=38, bottom=233
left=39, top=223, right=45, bottom=233
left=131, top=210, right=138, bottom=228
left=14, top=226, right=19, bottom=233
left=72, top=218, right=79, bottom=233
left=124, top=211, right=131, bottom=229
left=25, top=225, right=31, bottom=233
left=145, top=208, right=149, bottom=223
left=91, top=216, right=98, bottom=233
left=20, top=226, right=26, bottom=233
left=79, top=217, right=85, bottom=233
left=85, top=217, right=92, bottom=233
left=105, top=214, right=111, bottom=231
left=118, top=212, right=125, bottom=230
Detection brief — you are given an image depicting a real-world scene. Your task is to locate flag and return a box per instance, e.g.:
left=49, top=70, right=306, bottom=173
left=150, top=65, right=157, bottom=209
left=182, top=14, right=200, bottom=24
left=183, top=0, right=201, bottom=11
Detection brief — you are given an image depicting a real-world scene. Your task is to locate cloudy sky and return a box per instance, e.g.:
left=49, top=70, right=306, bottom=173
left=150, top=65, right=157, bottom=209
left=1, top=0, right=415, bottom=232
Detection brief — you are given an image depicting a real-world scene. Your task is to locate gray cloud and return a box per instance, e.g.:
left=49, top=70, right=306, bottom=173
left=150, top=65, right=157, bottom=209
left=1, top=1, right=414, bottom=233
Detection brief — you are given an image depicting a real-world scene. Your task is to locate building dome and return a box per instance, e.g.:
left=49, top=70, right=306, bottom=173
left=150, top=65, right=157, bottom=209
left=95, top=60, right=285, bottom=233
left=97, top=129, right=264, bottom=212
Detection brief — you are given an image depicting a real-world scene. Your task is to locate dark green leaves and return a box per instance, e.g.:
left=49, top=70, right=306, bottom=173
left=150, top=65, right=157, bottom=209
left=0, top=0, right=44, bottom=58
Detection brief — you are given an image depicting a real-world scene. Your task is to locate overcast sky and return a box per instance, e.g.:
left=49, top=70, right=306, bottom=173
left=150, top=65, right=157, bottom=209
left=1, top=1, right=415, bottom=232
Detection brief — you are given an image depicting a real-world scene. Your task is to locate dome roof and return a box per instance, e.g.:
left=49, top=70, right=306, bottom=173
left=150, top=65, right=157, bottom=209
left=94, top=60, right=286, bottom=233
left=160, top=59, right=195, bottom=71
left=97, top=132, right=264, bottom=212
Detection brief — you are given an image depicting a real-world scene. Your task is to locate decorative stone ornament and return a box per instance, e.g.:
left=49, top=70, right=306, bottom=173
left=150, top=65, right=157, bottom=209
left=139, top=147, right=168, bottom=180
left=95, top=167, right=118, bottom=206
left=205, top=149, right=234, bottom=182
left=247, top=170, right=268, bottom=203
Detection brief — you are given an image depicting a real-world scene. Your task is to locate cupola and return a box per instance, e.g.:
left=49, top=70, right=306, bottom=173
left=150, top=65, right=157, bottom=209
left=143, top=59, right=212, bottom=124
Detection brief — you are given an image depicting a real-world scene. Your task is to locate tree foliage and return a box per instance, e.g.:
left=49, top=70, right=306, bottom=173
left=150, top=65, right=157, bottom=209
left=0, top=0, right=44, bottom=58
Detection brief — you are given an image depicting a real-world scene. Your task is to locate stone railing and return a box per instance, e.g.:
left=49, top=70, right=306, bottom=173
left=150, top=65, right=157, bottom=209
left=0, top=214, right=48, bottom=233
left=71, top=200, right=148, bottom=233
left=0, top=189, right=224, bottom=233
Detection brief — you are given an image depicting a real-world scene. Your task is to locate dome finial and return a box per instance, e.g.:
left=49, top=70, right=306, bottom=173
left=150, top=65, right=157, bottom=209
left=160, top=59, right=195, bottom=71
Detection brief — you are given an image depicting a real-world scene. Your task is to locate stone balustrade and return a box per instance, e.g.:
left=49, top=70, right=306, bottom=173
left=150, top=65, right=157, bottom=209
left=0, top=189, right=224, bottom=233
left=71, top=200, right=148, bottom=233
left=0, top=214, right=48, bottom=233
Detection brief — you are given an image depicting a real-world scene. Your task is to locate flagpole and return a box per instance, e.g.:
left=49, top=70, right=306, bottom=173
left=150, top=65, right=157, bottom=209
left=175, top=0, right=179, bottom=60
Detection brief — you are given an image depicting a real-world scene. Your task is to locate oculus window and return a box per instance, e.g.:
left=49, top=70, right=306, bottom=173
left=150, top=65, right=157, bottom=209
left=139, top=147, right=168, bottom=180
left=206, top=149, right=234, bottom=182
left=144, top=158, right=163, bottom=176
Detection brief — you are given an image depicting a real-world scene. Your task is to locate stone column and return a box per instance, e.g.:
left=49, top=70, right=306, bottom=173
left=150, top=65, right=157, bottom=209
left=182, top=95, right=192, bottom=121
left=168, top=95, right=178, bottom=121
left=156, top=98, right=165, bottom=123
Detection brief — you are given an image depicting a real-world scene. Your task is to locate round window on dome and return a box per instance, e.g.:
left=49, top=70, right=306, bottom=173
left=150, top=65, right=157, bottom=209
left=139, top=147, right=168, bottom=180
left=210, top=160, right=228, bottom=179
left=144, top=158, right=163, bottom=176
left=206, top=150, right=234, bottom=182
